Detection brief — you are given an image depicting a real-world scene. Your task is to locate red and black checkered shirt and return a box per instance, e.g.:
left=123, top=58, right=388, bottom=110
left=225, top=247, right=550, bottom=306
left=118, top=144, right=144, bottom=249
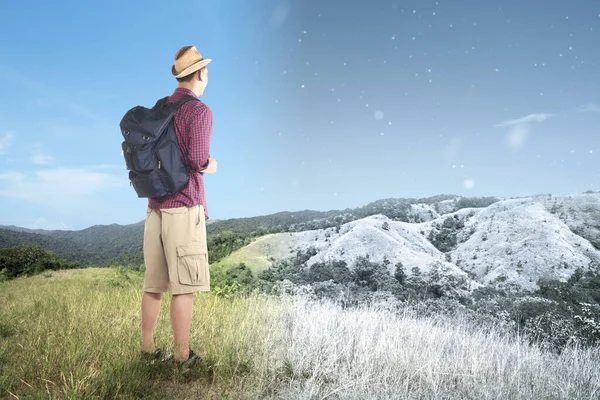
left=148, top=88, right=212, bottom=220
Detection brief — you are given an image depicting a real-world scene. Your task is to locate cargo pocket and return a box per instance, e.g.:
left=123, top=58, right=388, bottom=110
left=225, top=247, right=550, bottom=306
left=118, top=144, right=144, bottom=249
left=176, top=243, right=209, bottom=286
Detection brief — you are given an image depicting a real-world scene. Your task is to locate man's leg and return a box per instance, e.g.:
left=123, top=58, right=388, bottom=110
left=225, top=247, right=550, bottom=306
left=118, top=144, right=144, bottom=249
left=141, top=207, right=169, bottom=353
left=141, top=291, right=162, bottom=352
left=162, top=205, right=210, bottom=362
left=170, top=293, right=194, bottom=361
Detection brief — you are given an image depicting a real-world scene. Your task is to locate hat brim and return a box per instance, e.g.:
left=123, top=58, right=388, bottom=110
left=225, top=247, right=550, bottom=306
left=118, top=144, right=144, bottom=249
left=171, top=59, right=212, bottom=78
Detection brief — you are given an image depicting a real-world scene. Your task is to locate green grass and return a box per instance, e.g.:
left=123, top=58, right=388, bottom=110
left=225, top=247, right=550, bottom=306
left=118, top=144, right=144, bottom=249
left=0, top=268, right=286, bottom=399
left=211, top=233, right=292, bottom=273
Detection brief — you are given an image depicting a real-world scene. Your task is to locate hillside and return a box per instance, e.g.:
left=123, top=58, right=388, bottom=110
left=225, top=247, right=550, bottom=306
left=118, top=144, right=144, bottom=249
left=218, top=192, right=600, bottom=292
left=0, top=223, right=145, bottom=266
left=0, top=194, right=493, bottom=266
left=3, top=193, right=599, bottom=292
left=0, top=228, right=97, bottom=263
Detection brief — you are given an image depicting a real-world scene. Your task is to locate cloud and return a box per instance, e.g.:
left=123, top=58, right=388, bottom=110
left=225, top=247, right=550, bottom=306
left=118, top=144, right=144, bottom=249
left=0, top=167, right=127, bottom=204
left=495, top=113, right=553, bottom=127
left=31, top=144, right=54, bottom=165
left=25, top=218, right=74, bottom=231
left=577, top=104, right=600, bottom=113
left=0, top=167, right=136, bottom=228
left=0, top=132, right=14, bottom=154
left=0, top=172, right=24, bottom=182
left=494, top=112, right=553, bottom=151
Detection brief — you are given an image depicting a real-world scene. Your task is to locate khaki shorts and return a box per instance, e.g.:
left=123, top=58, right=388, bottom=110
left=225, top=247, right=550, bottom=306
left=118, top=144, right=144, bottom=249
left=143, top=205, right=210, bottom=294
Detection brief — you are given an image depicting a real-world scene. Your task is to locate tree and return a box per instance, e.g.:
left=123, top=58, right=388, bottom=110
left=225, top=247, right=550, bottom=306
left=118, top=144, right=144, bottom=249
left=224, top=263, right=256, bottom=287
left=0, top=244, right=81, bottom=280
left=394, top=262, right=406, bottom=284
left=351, top=256, right=392, bottom=291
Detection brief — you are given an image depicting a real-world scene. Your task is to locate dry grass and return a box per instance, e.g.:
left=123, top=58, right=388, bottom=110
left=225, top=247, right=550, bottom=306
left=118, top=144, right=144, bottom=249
left=0, top=268, right=598, bottom=399
left=268, top=296, right=600, bottom=399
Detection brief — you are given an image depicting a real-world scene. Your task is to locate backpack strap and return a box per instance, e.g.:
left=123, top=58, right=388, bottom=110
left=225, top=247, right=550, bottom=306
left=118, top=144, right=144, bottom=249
left=153, top=95, right=199, bottom=111
left=152, top=96, right=170, bottom=110
left=160, top=95, right=201, bottom=167
left=167, top=95, right=200, bottom=110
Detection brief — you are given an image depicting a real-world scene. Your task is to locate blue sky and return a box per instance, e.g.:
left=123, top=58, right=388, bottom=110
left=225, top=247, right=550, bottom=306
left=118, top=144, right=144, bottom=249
left=0, top=0, right=599, bottom=230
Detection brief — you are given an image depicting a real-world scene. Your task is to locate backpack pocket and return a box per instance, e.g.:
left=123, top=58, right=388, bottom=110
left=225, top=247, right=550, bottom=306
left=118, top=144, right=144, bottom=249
left=176, top=243, right=209, bottom=286
left=129, top=169, right=171, bottom=198
left=156, top=140, right=189, bottom=192
left=156, top=140, right=180, bottom=171
left=131, top=143, right=157, bottom=172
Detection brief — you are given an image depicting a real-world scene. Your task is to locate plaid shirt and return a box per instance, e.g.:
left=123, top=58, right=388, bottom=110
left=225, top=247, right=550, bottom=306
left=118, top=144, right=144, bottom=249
left=148, top=88, right=212, bottom=220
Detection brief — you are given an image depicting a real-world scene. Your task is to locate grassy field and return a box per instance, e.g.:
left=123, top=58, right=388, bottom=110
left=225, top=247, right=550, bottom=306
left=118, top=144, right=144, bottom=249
left=0, top=268, right=599, bottom=399
left=211, top=233, right=292, bottom=273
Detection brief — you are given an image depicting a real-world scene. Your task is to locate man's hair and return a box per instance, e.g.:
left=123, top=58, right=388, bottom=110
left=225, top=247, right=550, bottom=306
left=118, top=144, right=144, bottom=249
left=176, top=67, right=205, bottom=83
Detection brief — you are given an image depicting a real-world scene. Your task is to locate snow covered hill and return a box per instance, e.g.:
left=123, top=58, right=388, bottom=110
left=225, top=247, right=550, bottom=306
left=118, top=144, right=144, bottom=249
left=244, top=192, right=600, bottom=292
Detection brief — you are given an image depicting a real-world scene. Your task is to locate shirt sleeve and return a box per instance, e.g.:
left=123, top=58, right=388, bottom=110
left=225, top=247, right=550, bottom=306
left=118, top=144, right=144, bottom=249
left=186, top=105, right=212, bottom=173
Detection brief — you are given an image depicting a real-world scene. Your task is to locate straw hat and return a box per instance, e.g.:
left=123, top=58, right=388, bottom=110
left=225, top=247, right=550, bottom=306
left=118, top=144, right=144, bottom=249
left=171, top=46, right=212, bottom=78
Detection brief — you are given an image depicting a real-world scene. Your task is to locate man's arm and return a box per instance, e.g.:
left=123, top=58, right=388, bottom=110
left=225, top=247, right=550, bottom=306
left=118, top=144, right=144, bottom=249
left=187, top=105, right=213, bottom=173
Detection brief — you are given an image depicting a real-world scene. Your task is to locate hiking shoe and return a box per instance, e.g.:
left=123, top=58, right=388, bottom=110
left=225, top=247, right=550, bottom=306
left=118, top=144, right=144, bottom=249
left=175, top=349, right=200, bottom=373
left=140, top=347, right=163, bottom=365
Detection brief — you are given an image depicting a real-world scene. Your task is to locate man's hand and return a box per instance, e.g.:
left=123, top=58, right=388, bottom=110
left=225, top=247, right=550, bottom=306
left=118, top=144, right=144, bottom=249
left=202, top=157, right=217, bottom=174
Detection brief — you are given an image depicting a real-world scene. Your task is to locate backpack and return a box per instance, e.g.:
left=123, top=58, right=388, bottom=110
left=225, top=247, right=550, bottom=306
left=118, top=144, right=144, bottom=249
left=119, top=95, right=199, bottom=198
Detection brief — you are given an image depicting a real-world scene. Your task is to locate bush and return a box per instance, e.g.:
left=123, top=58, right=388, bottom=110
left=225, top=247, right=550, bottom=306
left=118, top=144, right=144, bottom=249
left=213, top=281, right=246, bottom=299
left=106, top=266, right=138, bottom=288
left=207, top=230, right=258, bottom=264
left=351, top=255, right=394, bottom=292
left=428, top=216, right=464, bottom=252
left=305, top=259, right=351, bottom=284
left=0, top=244, right=81, bottom=280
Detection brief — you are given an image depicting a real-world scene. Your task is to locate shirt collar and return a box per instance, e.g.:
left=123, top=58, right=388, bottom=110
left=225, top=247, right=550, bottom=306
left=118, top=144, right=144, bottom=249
left=173, top=87, right=198, bottom=98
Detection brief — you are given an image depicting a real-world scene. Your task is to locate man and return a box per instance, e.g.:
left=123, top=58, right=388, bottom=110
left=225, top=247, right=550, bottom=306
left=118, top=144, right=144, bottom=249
left=140, top=45, right=217, bottom=367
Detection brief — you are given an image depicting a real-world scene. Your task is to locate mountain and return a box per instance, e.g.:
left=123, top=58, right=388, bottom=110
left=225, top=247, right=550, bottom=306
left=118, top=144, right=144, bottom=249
left=0, top=194, right=492, bottom=266
left=216, top=192, right=600, bottom=292
left=7, top=191, right=598, bottom=292
left=0, top=222, right=145, bottom=266
left=0, top=225, right=51, bottom=234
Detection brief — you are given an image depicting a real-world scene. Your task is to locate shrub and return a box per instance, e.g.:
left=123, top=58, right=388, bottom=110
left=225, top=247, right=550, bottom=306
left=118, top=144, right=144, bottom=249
left=428, top=216, right=463, bottom=252
left=0, top=244, right=81, bottom=280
